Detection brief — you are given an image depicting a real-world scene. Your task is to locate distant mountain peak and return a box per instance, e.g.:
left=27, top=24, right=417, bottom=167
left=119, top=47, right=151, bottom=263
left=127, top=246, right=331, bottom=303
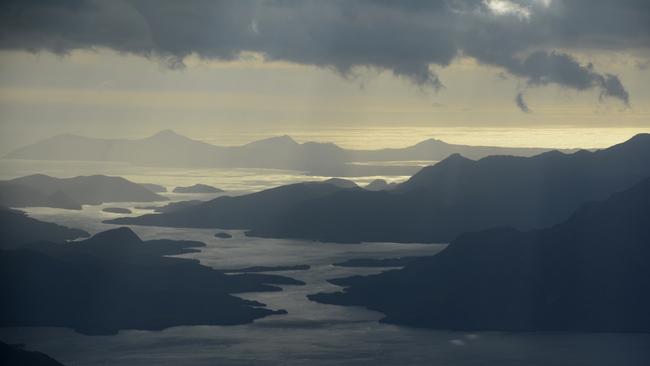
left=146, top=129, right=188, bottom=141
left=415, top=138, right=447, bottom=146
left=627, top=133, right=650, bottom=141
left=302, top=141, right=341, bottom=148
left=439, top=153, right=473, bottom=164
left=153, top=129, right=181, bottom=137
left=323, top=178, right=358, bottom=189
left=270, top=135, right=297, bottom=143
left=601, top=133, right=650, bottom=154
left=395, top=153, right=474, bottom=192
left=533, top=149, right=566, bottom=159
left=364, top=179, right=398, bottom=191
left=245, top=135, right=299, bottom=147
left=617, top=133, right=650, bottom=147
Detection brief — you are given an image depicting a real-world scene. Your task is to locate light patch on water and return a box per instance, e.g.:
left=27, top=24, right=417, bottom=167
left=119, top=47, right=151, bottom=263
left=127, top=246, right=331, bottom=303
left=347, top=160, right=437, bottom=167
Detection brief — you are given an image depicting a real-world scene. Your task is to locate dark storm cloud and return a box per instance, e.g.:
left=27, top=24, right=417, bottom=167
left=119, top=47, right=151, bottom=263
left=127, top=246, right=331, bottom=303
left=511, top=51, right=629, bottom=105
left=0, top=0, right=647, bottom=107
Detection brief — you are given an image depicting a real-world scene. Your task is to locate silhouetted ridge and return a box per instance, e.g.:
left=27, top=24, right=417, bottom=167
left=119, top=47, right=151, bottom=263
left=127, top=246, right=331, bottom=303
left=396, top=153, right=474, bottom=192
left=0, top=342, right=66, bottom=366
left=244, top=135, right=299, bottom=148
left=138, top=183, right=167, bottom=193
left=602, top=133, right=650, bottom=156
left=106, top=181, right=346, bottom=229
left=308, top=177, right=650, bottom=332
left=173, top=184, right=223, bottom=193
left=414, top=138, right=446, bottom=146
left=323, top=178, right=358, bottom=189
left=437, top=152, right=470, bottom=164
left=6, top=130, right=571, bottom=175
left=147, top=129, right=183, bottom=139
left=364, top=179, right=398, bottom=191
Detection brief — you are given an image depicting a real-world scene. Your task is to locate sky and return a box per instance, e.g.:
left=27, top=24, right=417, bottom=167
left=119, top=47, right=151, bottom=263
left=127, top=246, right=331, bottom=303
left=0, top=0, right=649, bottom=152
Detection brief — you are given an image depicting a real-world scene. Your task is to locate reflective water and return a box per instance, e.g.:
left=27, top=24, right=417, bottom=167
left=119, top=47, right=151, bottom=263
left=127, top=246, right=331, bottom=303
left=1, top=169, right=649, bottom=365
left=0, top=159, right=409, bottom=192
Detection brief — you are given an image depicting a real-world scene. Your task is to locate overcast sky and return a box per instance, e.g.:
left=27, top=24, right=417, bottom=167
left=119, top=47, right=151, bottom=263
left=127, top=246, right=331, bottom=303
left=0, top=0, right=649, bottom=151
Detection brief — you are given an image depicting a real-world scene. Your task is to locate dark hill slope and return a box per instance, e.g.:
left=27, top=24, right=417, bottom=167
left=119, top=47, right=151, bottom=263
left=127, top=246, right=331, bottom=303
left=309, top=177, right=650, bottom=332
left=251, top=134, right=650, bottom=242
left=0, top=227, right=301, bottom=335
left=109, top=134, right=650, bottom=243
left=0, top=208, right=89, bottom=249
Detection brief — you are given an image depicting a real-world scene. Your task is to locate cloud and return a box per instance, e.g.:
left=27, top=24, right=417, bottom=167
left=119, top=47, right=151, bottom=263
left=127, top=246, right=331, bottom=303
left=510, top=51, right=629, bottom=105
left=0, top=0, right=646, bottom=109
left=599, top=74, right=629, bottom=105
left=515, top=92, right=530, bottom=113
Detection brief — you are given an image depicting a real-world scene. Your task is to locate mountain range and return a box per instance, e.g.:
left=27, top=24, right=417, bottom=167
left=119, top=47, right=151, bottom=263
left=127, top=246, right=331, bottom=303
left=308, top=176, right=650, bottom=332
left=0, top=174, right=168, bottom=210
left=109, top=180, right=349, bottom=229
left=109, top=134, right=650, bottom=243
left=5, top=130, right=569, bottom=176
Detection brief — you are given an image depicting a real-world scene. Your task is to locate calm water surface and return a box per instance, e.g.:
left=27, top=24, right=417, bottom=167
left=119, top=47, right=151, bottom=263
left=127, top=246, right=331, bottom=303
left=0, top=159, right=408, bottom=192
left=0, top=164, right=649, bottom=365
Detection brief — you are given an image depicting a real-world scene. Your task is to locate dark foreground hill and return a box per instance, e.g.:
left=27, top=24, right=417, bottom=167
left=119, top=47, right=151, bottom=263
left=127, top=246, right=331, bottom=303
left=0, top=226, right=302, bottom=335
left=111, top=134, right=650, bottom=243
left=0, top=208, right=89, bottom=249
left=0, top=342, right=65, bottom=366
left=0, top=174, right=167, bottom=210
left=308, top=177, right=650, bottom=332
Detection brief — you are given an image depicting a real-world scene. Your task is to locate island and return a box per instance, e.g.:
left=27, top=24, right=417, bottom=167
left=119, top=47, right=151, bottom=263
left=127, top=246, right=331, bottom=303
left=173, top=184, right=224, bottom=193
left=102, top=207, right=132, bottom=214
left=215, top=232, right=233, bottom=239
left=0, top=174, right=168, bottom=210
